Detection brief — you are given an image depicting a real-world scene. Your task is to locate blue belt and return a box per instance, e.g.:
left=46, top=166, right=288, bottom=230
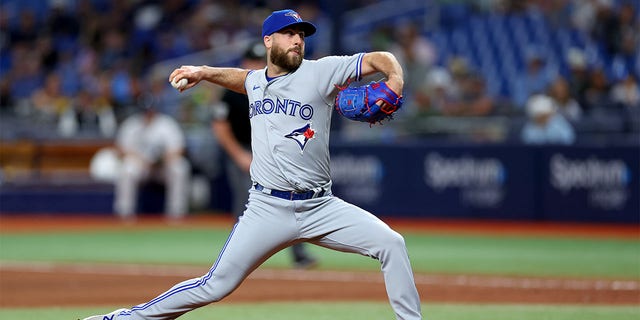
left=254, top=183, right=325, bottom=201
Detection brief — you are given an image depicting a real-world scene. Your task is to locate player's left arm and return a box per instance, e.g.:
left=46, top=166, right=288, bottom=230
left=169, top=66, right=250, bottom=94
left=360, top=52, right=404, bottom=95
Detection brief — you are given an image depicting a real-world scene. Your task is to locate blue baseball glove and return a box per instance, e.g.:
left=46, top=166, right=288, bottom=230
left=334, top=81, right=403, bottom=124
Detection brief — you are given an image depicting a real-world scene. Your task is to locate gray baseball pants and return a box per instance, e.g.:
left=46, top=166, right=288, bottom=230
left=114, top=189, right=422, bottom=319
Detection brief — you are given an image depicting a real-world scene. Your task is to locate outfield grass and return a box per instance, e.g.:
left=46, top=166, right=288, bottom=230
left=0, top=226, right=638, bottom=278
left=1, top=226, right=638, bottom=320
left=1, top=302, right=638, bottom=320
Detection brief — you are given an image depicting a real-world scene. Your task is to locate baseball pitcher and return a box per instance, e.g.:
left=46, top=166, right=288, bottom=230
left=83, top=9, right=421, bottom=320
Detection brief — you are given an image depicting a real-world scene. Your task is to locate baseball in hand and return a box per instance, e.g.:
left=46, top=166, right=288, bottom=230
left=171, top=78, right=188, bottom=90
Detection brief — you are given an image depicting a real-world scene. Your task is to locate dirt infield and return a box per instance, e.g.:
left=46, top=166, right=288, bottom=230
left=0, top=215, right=638, bottom=307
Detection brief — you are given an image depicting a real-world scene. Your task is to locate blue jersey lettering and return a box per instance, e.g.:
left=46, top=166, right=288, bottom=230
left=249, top=98, right=314, bottom=120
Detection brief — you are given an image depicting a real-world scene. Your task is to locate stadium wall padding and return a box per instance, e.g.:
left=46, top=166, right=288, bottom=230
left=1, top=143, right=638, bottom=223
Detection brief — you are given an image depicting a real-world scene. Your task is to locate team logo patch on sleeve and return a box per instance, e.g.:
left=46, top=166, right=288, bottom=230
left=285, top=123, right=315, bottom=152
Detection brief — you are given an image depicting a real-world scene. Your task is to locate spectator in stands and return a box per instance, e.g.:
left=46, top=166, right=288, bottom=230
left=590, top=0, right=618, bottom=56
left=93, top=73, right=120, bottom=121
left=610, top=72, right=640, bottom=109
left=513, top=46, right=557, bottom=109
left=564, top=47, right=590, bottom=108
left=9, top=9, right=39, bottom=46
left=45, top=0, right=80, bottom=42
left=570, top=0, right=598, bottom=33
left=113, top=94, right=191, bottom=221
left=147, top=70, right=182, bottom=118
left=0, top=78, right=13, bottom=111
left=447, top=58, right=495, bottom=116
left=415, top=61, right=494, bottom=117
left=582, top=66, right=613, bottom=112
left=71, top=89, right=117, bottom=138
left=610, top=1, right=638, bottom=69
left=389, top=21, right=437, bottom=115
left=9, top=43, right=45, bottom=104
left=548, top=76, right=583, bottom=123
left=610, top=72, right=640, bottom=134
left=520, top=94, right=576, bottom=145
left=413, top=67, right=457, bottom=116
left=296, top=2, right=332, bottom=59
left=30, top=72, right=73, bottom=133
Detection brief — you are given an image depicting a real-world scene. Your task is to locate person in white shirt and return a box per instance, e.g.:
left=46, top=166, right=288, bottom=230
left=113, top=94, right=190, bottom=220
left=521, top=94, right=576, bottom=145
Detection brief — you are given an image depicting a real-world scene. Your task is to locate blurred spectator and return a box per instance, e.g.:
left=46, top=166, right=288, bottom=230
left=147, top=70, right=182, bottom=118
left=548, top=76, right=583, bottom=123
left=45, top=0, right=80, bottom=41
left=296, top=2, right=332, bottom=58
left=9, top=43, right=45, bottom=103
left=0, top=77, right=13, bottom=111
left=369, top=24, right=394, bottom=52
left=69, top=89, right=117, bottom=138
left=92, top=73, right=123, bottom=121
left=30, top=72, right=73, bottom=130
left=590, top=0, right=618, bottom=56
left=447, top=58, right=495, bottom=116
left=109, top=60, right=141, bottom=110
left=413, top=67, right=456, bottom=116
left=609, top=2, right=639, bottom=75
left=9, top=9, right=38, bottom=46
left=521, top=94, right=576, bottom=145
left=446, top=57, right=468, bottom=98
left=570, top=0, right=598, bottom=33
left=564, top=47, right=590, bottom=108
left=388, top=21, right=437, bottom=114
left=0, top=9, right=9, bottom=71
left=610, top=73, right=640, bottom=108
left=180, top=1, right=216, bottom=52
left=582, top=67, right=613, bottom=112
left=99, top=28, right=129, bottom=70
left=113, top=94, right=191, bottom=221
left=415, top=57, right=495, bottom=117
left=513, top=45, right=557, bottom=109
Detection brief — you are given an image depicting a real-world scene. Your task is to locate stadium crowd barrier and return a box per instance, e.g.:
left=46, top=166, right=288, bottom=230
left=0, top=141, right=637, bottom=224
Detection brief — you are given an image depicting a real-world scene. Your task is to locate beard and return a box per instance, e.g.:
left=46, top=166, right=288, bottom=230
left=270, top=44, right=304, bottom=72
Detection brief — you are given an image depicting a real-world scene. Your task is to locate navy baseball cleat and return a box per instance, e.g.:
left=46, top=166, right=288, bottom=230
left=80, top=308, right=129, bottom=320
left=294, top=257, right=319, bottom=269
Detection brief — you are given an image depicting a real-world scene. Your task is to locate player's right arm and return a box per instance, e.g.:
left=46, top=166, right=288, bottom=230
left=169, top=66, right=250, bottom=94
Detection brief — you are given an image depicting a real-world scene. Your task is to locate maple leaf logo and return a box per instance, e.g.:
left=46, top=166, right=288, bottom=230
left=303, top=127, right=315, bottom=139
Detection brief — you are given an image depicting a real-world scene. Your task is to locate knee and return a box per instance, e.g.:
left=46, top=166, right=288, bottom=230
left=383, top=230, right=407, bottom=250
left=120, top=157, right=145, bottom=180
left=373, top=229, right=409, bottom=260
left=199, top=274, right=237, bottom=303
left=166, top=157, right=190, bottom=178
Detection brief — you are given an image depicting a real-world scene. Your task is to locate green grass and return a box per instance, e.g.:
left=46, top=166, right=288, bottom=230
left=0, top=226, right=638, bottom=278
left=1, top=226, right=638, bottom=320
left=1, top=303, right=638, bottom=320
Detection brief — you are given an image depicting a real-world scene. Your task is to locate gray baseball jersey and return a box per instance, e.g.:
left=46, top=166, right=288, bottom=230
left=246, top=54, right=364, bottom=191
left=98, top=53, right=422, bottom=320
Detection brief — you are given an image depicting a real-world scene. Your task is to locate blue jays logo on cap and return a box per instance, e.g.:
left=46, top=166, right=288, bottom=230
left=262, top=9, right=317, bottom=37
left=285, top=11, right=302, bottom=21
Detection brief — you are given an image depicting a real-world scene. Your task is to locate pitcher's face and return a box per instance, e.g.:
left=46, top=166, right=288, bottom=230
left=267, top=27, right=305, bottom=72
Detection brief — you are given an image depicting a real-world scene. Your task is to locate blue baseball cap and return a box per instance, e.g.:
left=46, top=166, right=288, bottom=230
left=262, top=9, right=317, bottom=38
